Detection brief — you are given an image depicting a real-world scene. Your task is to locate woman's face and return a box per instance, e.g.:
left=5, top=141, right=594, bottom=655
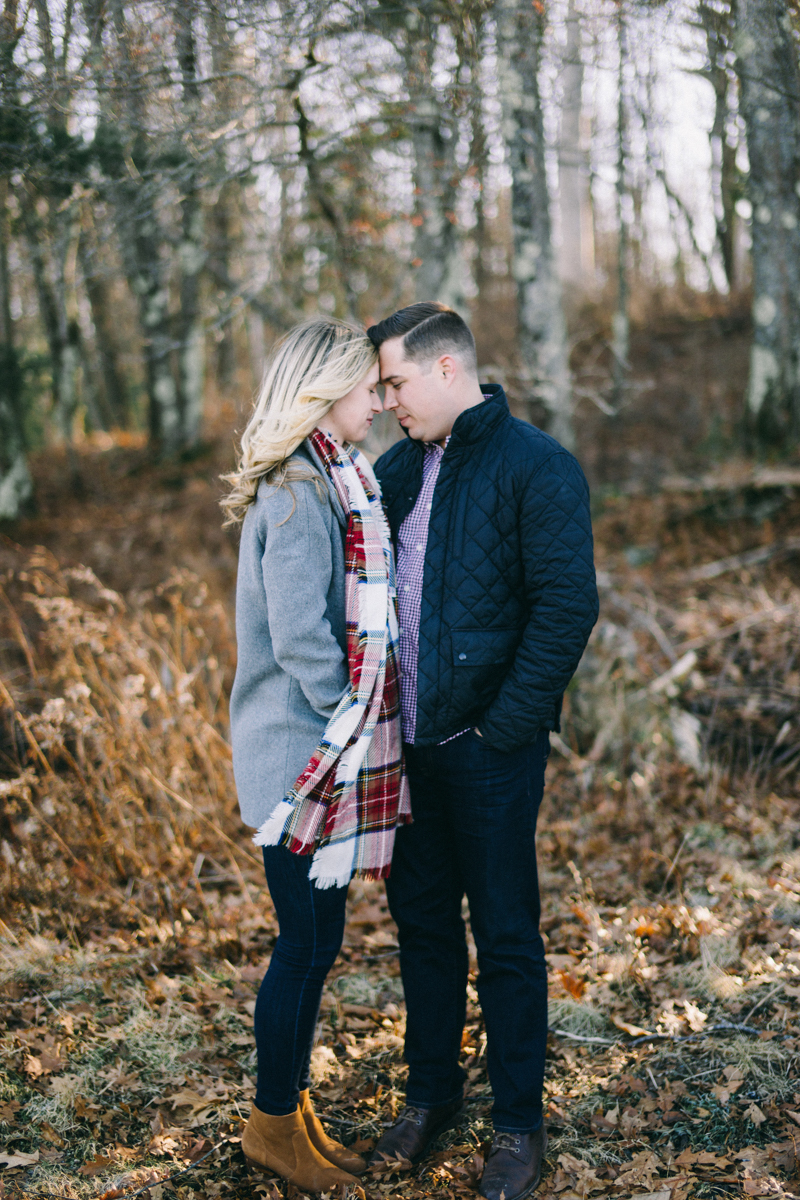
left=323, top=360, right=383, bottom=444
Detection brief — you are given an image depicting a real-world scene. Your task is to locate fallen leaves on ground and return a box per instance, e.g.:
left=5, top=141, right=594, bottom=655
left=1, top=461, right=800, bottom=1198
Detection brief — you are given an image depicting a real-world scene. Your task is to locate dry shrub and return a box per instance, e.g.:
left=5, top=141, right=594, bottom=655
left=0, top=543, right=247, bottom=933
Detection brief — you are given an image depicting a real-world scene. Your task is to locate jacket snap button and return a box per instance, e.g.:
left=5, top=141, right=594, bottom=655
left=459, top=653, right=467, bottom=661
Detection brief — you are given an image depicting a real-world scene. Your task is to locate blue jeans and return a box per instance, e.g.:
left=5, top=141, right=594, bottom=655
left=254, top=845, right=348, bottom=1115
left=385, top=728, right=550, bottom=1133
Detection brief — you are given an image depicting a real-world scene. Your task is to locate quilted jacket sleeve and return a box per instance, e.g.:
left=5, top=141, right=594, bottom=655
left=478, top=450, right=599, bottom=751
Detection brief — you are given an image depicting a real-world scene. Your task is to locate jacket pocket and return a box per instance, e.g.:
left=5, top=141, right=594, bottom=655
left=451, top=628, right=519, bottom=667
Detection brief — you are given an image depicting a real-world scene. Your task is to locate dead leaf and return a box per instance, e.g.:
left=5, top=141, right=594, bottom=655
left=163, top=1087, right=212, bottom=1115
left=611, top=1014, right=653, bottom=1037
left=745, top=1102, right=768, bottom=1127
left=148, top=1134, right=180, bottom=1157
left=557, top=970, right=587, bottom=1000
left=0, top=1149, right=39, bottom=1169
left=187, top=1136, right=214, bottom=1162
left=683, top=1000, right=708, bottom=1031
left=675, top=1150, right=732, bottom=1168
left=23, top=1055, right=43, bottom=1078
left=39, top=1122, right=66, bottom=1147
left=79, top=1151, right=116, bottom=1176
left=743, top=1179, right=784, bottom=1197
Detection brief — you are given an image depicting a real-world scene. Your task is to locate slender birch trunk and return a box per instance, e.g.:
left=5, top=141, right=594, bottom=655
left=20, top=194, right=81, bottom=442
left=28, top=0, right=85, bottom=443
left=0, top=0, right=31, bottom=518
left=611, top=2, right=629, bottom=413
left=108, top=0, right=179, bottom=449
left=559, top=0, right=593, bottom=290
left=403, top=9, right=465, bottom=312
left=698, top=0, right=739, bottom=289
left=734, top=0, right=800, bottom=444
left=77, top=208, right=129, bottom=427
left=80, top=0, right=129, bottom=427
left=294, top=81, right=362, bottom=317
left=495, top=0, right=573, bottom=448
left=206, top=0, right=238, bottom=387
left=174, top=0, right=205, bottom=448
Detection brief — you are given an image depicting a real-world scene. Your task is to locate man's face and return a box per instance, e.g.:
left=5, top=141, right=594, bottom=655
left=379, top=337, right=453, bottom=443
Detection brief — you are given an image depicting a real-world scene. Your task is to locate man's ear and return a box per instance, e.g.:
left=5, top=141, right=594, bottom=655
left=438, top=354, right=458, bottom=384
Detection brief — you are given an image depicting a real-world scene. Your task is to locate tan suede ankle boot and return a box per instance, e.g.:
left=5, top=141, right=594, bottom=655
left=299, top=1088, right=367, bottom=1175
left=242, top=1103, right=359, bottom=1191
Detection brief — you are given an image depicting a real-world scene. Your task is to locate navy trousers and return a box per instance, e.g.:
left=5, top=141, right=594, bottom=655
left=254, top=845, right=348, bottom=1115
left=385, top=728, right=550, bottom=1132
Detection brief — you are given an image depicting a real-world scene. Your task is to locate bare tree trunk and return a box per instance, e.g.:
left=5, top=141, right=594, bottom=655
left=20, top=194, right=82, bottom=442
left=28, top=0, right=85, bottom=444
left=206, top=0, right=238, bottom=387
left=558, top=0, right=593, bottom=290
left=293, top=77, right=362, bottom=317
left=735, top=0, right=800, bottom=444
left=174, top=0, right=205, bottom=448
left=463, top=15, right=488, bottom=302
left=108, top=0, right=179, bottom=450
left=404, top=9, right=465, bottom=312
left=495, top=0, right=573, bottom=448
left=611, top=2, right=630, bottom=413
left=698, top=0, right=738, bottom=289
left=80, top=0, right=129, bottom=428
left=77, top=207, right=129, bottom=427
left=0, top=0, right=31, bottom=519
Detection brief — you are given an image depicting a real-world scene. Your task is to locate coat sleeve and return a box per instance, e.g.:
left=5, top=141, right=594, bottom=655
left=259, top=480, right=349, bottom=719
left=478, top=451, right=599, bottom=751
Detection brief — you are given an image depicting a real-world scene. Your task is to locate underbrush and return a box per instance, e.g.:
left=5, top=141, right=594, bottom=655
left=1, top=470, right=799, bottom=1198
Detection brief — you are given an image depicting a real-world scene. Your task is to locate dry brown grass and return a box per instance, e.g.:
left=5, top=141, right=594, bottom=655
left=1, top=439, right=800, bottom=1199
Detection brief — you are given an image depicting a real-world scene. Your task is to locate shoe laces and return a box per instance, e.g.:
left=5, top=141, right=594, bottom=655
left=398, top=1106, right=427, bottom=1126
left=492, top=1132, right=521, bottom=1153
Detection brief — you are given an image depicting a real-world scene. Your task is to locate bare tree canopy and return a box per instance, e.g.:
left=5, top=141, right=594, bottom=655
left=0, top=0, right=798, bottom=515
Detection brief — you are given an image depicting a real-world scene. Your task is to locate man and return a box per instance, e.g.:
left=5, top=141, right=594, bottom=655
left=367, top=302, right=598, bottom=1200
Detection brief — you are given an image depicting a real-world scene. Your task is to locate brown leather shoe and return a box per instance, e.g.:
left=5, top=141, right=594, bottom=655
left=299, top=1088, right=366, bottom=1175
left=369, top=1097, right=463, bottom=1166
left=479, top=1125, right=547, bottom=1200
left=241, top=1103, right=359, bottom=1191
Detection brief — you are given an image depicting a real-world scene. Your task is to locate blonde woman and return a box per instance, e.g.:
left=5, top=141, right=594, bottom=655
left=223, top=319, right=410, bottom=1192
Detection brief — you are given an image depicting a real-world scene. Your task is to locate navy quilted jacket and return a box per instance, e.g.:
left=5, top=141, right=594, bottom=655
left=375, top=385, right=599, bottom=752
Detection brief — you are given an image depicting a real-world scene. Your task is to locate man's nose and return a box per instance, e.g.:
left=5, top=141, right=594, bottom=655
left=383, top=390, right=397, bottom=409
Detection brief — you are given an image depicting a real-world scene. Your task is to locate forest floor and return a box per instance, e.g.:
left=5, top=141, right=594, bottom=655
left=1, top=433, right=800, bottom=1200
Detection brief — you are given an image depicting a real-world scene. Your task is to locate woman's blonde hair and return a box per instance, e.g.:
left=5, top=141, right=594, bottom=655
left=221, top=318, right=378, bottom=526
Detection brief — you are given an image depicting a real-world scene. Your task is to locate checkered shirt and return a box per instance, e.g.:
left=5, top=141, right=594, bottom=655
left=396, top=440, right=446, bottom=744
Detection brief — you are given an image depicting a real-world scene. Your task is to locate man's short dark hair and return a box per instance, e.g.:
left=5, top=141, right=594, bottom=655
left=367, top=302, right=477, bottom=375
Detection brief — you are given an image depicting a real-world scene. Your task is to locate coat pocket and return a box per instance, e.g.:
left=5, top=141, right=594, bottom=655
left=451, top=628, right=519, bottom=667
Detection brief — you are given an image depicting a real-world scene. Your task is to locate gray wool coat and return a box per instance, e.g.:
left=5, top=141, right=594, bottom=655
left=229, top=440, right=349, bottom=829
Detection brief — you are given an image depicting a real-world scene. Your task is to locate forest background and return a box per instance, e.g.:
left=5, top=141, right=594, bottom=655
left=1, top=0, right=800, bottom=1198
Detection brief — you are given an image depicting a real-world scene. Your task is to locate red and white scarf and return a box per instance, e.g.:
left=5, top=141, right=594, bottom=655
left=254, top=429, right=411, bottom=888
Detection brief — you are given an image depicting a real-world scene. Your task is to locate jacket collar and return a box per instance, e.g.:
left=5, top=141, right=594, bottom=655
left=298, top=438, right=347, bottom=528
left=447, top=383, right=509, bottom=447
left=403, top=383, right=509, bottom=453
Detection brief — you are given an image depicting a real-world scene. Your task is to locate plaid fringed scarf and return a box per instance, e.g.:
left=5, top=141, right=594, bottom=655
left=253, top=428, right=411, bottom=889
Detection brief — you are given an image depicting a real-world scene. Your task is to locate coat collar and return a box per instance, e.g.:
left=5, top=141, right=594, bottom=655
left=297, top=438, right=347, bottom=528
left=448, top=383, right=508, bottom=446
left=403, top=383, right=509, bottom=453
